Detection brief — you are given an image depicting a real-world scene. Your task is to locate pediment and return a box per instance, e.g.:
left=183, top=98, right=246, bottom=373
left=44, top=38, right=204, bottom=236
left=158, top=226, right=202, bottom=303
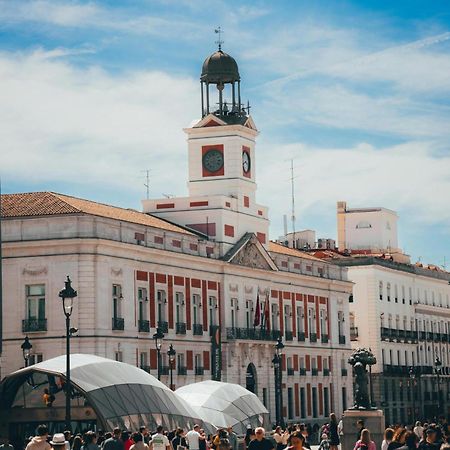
left=194, top=114, right=227, bottom=128
left=244, top=115, right=258, bottom=131
left=223, top=233, right=278, bottom=271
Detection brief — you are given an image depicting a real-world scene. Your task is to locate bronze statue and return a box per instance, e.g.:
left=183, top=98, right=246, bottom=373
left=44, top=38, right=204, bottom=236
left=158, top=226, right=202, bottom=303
left=348, top=348, right=376, bottom=409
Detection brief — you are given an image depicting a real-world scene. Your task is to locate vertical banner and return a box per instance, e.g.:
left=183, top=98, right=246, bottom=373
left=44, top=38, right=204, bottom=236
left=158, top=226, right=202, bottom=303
left=211, top=326, right=222, bottom=381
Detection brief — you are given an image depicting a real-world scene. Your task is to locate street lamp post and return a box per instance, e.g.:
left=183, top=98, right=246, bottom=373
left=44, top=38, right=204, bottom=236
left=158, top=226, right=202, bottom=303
left=59, top=276, right=78, bottom=431
left=434, top=356, right=442, bottom=417
left=272, top=336, right=285, bottom=427
left=168, top=344, right=176, bottom=390
left=409, top=366, right=416, bottom=421
left=153, top=328, right=164, bottom=381
left=21, top=336, right=32, bottom=367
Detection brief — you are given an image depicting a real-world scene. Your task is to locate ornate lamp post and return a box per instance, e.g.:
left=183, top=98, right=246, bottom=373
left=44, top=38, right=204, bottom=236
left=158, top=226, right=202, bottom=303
left=167, top=344, right=176, bottom=390
left=153, top=328, right=164, bottom=380
left=434, top=356, right=442, bottom=416
left=21, top=336, right=32, bottom=367
left=409, top=366, right=416, bottom=420
left=58, top=276, right=77, bottom=431
left=272, top=336, right=285, bottom=426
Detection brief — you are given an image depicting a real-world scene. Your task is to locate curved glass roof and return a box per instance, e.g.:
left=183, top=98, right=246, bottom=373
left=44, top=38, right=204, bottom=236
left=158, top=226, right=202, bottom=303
left=0, top=354, right=213, bottom=432
left=176, top=380, right=269, bottom=435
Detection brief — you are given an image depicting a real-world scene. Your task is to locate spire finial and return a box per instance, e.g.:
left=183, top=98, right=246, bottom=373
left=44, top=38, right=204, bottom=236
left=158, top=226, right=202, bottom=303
left=214, top=27, right=224, bottom=51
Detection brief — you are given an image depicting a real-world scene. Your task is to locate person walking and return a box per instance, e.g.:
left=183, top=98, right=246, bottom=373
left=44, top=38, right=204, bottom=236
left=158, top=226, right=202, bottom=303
left=81, top=432, right=99, bottom=450
left=50, top=435, right=69, bottom=450
left=414, top=423, right=424, bottom=442
left=25, top=425, right=51, bottom=450
left=353, top=429, right=376, bottom=450
left=149, top=426, right=170, bottom=450
left=285, top=431, right=306, bottom=450
left=247, top=428, right=274, bottom=450
left=395, top=432, right=418, bottom=450
left=387, top=428, right=407, bottom=450
left=226, top=427, right=237, bottom=450
left=130, top=433, right=149, bottom=450
left=171, top=429, right=187, bottom=450
left=328, top=413, right=340, bottom=450
left=382, top=428, right=395, bottom=450
left=418, top=428, right=441, bottom=450
left=103, top=429, right=124, bottom=450
left=186, top=426, right=203, bottom=450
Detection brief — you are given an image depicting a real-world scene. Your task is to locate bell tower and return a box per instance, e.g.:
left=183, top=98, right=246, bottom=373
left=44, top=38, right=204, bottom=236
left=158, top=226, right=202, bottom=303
left=142, top=43, right=269, bottom=254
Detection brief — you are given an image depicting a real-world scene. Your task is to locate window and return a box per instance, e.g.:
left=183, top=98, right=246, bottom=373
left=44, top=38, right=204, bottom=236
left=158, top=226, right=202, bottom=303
left=26, top=284, right=46, bottom=320
left=272, top=304, right=279, bottom=331
left=342, top=387, right=347, bottom=411
left=320, top=309, right=327, bottom=336
left=230, top=298, right=237, bottom=329
left=112, top=284, right=122, bottom=318
left=308, top=308, right=316, bottom=333
left=29, top=354, right=43, bottom=365
left=140, top=352, right=148, bottom=368
left=138, top=287, right=147, bottom=321
left=387, top=283, right=391, bottom=302
left=246, top=300, right=253, bottom=329
left=209, top=296, right=217, bottom=326
left=297, top=306, right=304, bottom=332
left=356, top=221, right=372, bottom=229
left=176, top=292, right=185, bottom=323
left=300, top=387, right=306, bottom=418
left=192, top=294, right=201, bottom=325
left=157, top=290, right=166, bottom=322
left=394, top=285, right=398, bottom=303
left=288, top=388, right=294, bottom=420
left=312, top=387, right=318, bottom=418
left=324, top=387, right=330, bottom=417
left=285, top=305, right=291, bottom=332
left=115, top=351, right=123, bottom=362
left=379, top=281, right=383, bottom=300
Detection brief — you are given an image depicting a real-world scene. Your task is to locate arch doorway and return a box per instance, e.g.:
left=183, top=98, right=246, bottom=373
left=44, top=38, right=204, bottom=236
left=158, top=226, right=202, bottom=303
left=246, top=363, right=258, bottom=395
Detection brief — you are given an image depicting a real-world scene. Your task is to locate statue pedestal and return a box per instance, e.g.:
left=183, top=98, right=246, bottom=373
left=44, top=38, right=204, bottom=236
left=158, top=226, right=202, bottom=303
left=341, top=409, right=385, bottom=450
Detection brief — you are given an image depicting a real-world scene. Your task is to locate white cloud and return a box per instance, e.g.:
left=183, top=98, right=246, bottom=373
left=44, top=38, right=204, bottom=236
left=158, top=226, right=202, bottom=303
left=0, top=48, right=199, bottom=198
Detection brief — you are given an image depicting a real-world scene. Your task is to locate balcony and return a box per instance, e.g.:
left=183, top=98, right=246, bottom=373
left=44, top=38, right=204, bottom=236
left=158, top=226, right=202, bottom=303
left=287, top=368, right=295, bottom=376
left=176, top=322, right=187, bottom=335
left=309, top=332, right=317, bottom=343
left=138, top=319, right=150, bottom=332
left=341, top=368, right=348, bottom=376
left=321, top=334, right=329, bottom=344
left=311, top=368, right=318, bottom=376
left=323, top=368, right=330, bottom=376
left=157, top=321, right=168, bottom=333
left=226, top=327, right=281, bottom=341
left=22, top=318, right=47, bottom=332
left=160, top=365, right=169, bottom=375
left=300, top=368, right=307, bottom=376
left=285, top=330, right=293, bottom=341
left=339, top=335, right=346, bottom=344
left=140, top=365, right=150, bottom=373
left=350, top=326, right=359, bottom=341
left=193, top=323, right=203, bottom=335
left=195, top=366, right=204, bottom=375
left=297, top=331, right=305, bottom=342
left=112, top=317, right=124, bottom=330
left=178, top=366, right=187, bottom=376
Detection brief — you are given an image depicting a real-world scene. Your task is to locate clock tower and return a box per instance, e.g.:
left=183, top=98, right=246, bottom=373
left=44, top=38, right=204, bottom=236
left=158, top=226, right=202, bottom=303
left=142, top=46, right=269, bottom=255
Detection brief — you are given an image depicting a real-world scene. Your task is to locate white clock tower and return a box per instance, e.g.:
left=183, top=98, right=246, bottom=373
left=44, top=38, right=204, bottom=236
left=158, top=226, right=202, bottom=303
left=142, top=46, right=269, bottom=255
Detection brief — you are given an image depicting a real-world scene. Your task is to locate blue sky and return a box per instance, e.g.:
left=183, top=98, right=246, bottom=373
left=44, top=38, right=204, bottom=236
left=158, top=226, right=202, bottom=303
left=0, top=0, right=449, bottom=266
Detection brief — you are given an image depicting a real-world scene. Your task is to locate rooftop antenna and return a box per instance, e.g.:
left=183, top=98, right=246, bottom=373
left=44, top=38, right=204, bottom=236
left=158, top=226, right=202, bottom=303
left=214, top=27, right=224, bottom=51
left=142, top=169, right=150, bottom=200
left=290, top=159, right=296, bottom=248
left=162, top=193, right=173, bottom=198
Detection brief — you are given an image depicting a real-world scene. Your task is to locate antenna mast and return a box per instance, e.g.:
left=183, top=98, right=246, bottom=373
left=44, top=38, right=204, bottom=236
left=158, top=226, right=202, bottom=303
left=143, top=170, right=150, bottom=200
left=290, top=159, right=296, bottom=248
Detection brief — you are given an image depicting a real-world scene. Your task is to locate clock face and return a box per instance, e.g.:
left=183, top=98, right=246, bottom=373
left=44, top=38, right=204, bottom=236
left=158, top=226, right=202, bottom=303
left=242, top=150, right=251, bottom=173
left=203, top=149, right=224, bottom=173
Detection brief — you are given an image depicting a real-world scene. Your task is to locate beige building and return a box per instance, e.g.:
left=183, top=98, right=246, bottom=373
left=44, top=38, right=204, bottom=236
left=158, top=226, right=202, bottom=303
left=0, top=46, right=354, bottom=430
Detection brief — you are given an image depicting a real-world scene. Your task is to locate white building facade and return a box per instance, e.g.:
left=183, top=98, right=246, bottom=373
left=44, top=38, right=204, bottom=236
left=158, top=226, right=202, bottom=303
left=0, top=47, right=354, bottom=430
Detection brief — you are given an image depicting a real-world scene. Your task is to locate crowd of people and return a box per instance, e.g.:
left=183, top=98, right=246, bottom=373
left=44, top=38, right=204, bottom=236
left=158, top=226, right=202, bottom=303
left=3, top=415, right=450, bottom=450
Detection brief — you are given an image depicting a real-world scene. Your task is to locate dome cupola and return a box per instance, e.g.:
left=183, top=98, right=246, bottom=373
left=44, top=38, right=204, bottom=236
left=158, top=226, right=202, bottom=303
left=201, top=50, right=240, bottom=84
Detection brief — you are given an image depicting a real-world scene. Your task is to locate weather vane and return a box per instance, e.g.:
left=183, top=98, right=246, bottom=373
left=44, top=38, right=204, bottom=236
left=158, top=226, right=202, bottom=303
left=215, top=27, right=224, bottom=51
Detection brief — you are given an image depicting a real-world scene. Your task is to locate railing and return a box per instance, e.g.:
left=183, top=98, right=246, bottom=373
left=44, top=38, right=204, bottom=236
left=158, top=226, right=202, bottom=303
left=341, top=368, right=348, bottom=376
left=350, top=326, right=359, bottom=340
left=309, top=332, right=317, bottom=343
left=176, top=322, right=187, bottom=335
left=226, top=327, right=281, bottom=341
left=339, top=335, right=346, bottom=344
left=112, top=317, right=124, bottom=330
left=178, top=366, right=187, bottom=375
left=140, top=365, right=150, bottom=373
left=157, top=321, right=168, bottom=333
left=311, top=368, right=318, bottom=376
left=195, top=366, right=204, bottom=375
left=323, top=368, right=330, bottom=376
left=138, top=319, right=150, bottom=332
left=287, top=368, right=295, bottom=376
left=300, top=368, right=307, bottom=376
left=321, top=334, right=329, bottom=343
left=285, top=331, right=293, bottom=341
left=297, top=331, right=305, bottom=342
left=193, top=323, right=203, bottom=335
left=22, top=318, right=47, bottom=332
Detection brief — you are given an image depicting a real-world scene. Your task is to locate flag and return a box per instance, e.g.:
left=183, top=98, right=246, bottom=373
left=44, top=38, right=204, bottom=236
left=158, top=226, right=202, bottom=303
left=264, top=291, right=271, bottom=331
left=253, top=293, right=261, bottom=327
